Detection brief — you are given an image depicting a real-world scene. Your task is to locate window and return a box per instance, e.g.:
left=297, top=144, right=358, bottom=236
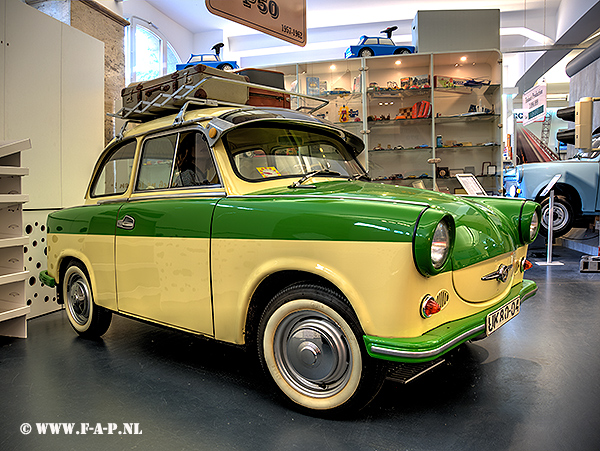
left=126, top=17, right=181, bottom=83
left=136, top=132, right=220, bottom=191
left=90, top=140, right=137, bottom=197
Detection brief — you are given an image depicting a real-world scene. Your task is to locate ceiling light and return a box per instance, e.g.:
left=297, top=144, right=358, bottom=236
left=460, top=56, right=467, bottom=62
left=330, top=64, right=336, bottom=70
left=395, top=60, right=402, bottom=65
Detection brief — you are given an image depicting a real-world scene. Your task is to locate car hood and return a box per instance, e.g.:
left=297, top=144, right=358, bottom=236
left=249, top=180, right=526, bottom=269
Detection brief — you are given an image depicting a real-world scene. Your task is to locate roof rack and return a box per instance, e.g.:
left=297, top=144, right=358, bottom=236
left=108, top=76, right=329, bottom=123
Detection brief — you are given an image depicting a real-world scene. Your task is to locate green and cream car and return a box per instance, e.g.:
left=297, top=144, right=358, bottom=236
left=40, top=106, right=540, bottom=414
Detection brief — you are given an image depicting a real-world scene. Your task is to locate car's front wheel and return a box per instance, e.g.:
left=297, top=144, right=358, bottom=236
left=358, top=48, right=373, bottom=57
left=540, top=195, right=574, bottom=237
left=63, top=262, right=112, bottom=338
left=257, top=283, right=384, bottom=415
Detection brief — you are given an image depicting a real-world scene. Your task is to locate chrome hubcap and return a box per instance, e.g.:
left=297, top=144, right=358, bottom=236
left=274, top=311, right=352, bottom=397
left=67, top=274, right=90, bottom=326
left=542, top=204, right=568, bottom=230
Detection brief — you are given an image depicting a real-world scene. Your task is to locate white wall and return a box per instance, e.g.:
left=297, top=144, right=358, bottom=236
left=2, top=0, right=104, bottom=209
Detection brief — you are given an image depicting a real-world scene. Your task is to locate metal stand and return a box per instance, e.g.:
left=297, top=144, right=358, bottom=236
left=537, top=188, right=564, bottom=266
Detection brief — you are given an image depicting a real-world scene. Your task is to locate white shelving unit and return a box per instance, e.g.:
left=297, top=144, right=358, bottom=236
left=261, top=50, right=503, bottom=194
left=0, top=138, right=30, bottom=338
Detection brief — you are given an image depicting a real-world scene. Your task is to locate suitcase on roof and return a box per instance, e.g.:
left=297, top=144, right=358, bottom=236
left=120, top=64, right=249, bottom=120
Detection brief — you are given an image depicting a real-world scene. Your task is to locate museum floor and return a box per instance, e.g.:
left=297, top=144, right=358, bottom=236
left=1, top=242, right=599, bottom=451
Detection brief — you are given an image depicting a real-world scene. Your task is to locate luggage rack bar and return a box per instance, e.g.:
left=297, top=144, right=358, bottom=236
left=108, top=76, right=329, bottom=123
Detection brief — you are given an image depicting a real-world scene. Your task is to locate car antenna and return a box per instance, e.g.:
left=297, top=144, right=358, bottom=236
left=380, top=26, right=398, bottom=39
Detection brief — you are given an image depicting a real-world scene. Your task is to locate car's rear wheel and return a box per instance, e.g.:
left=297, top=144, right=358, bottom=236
left=63, top=262, right=112, bottom=338
left=218, top=63, right=234, bottom=71
left=358, top=48, right=373, bottom=57
left=540, top=195, right=574, bottom=237
left=257, top=283, right=384, bottom=415
left=394, top=48, right=411, bottom=54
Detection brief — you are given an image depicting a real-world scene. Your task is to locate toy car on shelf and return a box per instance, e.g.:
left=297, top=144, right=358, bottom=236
left=176, top=42, right=239, bottom=71
left=40, top=84, right=540, bottom=416
left=345, top=26, right=415, bottom=58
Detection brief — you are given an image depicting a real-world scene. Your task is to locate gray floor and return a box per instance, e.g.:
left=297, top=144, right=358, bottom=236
left=2, top=242, right=600, bottom=451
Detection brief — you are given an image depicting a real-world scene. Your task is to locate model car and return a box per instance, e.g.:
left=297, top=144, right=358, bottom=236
left=40, top=103, right=539, bottom=415
left=176, top=43, right=238, bottom=71
left=345, top=26, right=415, bottom=58
left=504, top=133, right=600, bottom=237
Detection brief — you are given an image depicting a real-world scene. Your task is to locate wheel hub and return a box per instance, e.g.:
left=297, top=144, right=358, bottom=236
left=275, top=312, right=352, bottom=396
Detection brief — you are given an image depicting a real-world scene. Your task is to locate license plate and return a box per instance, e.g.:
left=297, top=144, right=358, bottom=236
left=486, top=297, right=520, bottom=335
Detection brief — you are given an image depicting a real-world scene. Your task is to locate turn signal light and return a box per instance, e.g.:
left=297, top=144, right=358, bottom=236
left=421, top=295, right=442, bottom=318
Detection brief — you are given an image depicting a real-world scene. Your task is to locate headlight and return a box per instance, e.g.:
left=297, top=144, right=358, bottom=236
left=516, top=166, right=523, bottom=182
left=431, top=221, right=451, bottom=269
left=529, top=210, right=540, bottom=241
left=508, top=184, right=517, bottom=198
left=413, top=210, right=454, bottom=276
left=518, top=201, right=541, bottom=244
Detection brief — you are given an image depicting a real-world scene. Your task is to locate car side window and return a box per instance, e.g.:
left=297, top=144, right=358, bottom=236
left=364, top=38, right=378, bottom=45
left=136, top=134, right=178, bottom=191
left=172, top=132, right=220, bottom=187
left=90, top=140, right=136, bottom=197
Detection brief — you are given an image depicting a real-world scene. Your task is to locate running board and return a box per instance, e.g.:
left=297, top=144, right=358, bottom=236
left=386, top=358, right=446, bottom=384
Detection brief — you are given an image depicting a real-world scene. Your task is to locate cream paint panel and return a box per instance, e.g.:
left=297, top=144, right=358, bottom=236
left=47, top=233, right=117, bottom=310
left=211, top=239, right=529, bottom=345
left=453, top=247, right=528, bottom=302
left=115, top=236, right=213, bottom=335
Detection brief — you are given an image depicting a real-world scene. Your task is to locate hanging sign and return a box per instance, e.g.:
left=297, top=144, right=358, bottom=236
left=523, top=84, right=547, bottom=126
left=205, top=0, right=306, bottom=47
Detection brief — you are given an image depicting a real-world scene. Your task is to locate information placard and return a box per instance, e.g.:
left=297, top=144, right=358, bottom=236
left=523, top=84, right=547, bottom=126
left=206, top=0, right=306, bottom=47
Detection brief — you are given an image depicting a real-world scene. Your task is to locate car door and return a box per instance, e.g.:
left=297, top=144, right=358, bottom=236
left=115, top=129, right=224, bottom=335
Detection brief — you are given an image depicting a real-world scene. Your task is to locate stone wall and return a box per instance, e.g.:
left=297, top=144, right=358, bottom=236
left=26, top=0, right=128, bottom=145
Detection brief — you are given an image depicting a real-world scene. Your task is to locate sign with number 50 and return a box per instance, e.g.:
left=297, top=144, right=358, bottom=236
left=206, top=0, right=306, bottom=46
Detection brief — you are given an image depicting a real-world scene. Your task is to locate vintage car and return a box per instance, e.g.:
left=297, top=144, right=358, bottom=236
left=504, top=138, right=600, bottom=237
left=176, top=53, right=239, bottom=71
left=345, top=35, right=415, bottom=58
left=40, top=104, right=539, bottom=415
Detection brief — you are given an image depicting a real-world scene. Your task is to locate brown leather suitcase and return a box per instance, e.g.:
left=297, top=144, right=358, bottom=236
left=247, top=87, right=291, bottom=109
left=120, top=64, right=249, bottom=119
left=235, top=68, right=285, bottom=89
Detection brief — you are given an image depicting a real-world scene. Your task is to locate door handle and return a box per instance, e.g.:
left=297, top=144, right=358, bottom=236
left=117, top=215, right=135, bottom=230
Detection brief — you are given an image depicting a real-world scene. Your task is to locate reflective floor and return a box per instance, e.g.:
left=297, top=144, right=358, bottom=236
left=2, top=243, right=600, bottom=451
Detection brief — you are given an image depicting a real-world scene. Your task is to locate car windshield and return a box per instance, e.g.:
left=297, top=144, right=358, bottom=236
left=222, top=123, right=366, bottom=182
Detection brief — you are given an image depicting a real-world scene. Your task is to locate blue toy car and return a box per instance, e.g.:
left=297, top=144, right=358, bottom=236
left=504, top=134, right=600, bottom=237
left=176, top=43, right=239, bottom=71
left=345, top=26, right=415, bottom=58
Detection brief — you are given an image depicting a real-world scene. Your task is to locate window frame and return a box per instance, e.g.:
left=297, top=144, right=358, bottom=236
left=126, top=16, right=181, bottom=84
left=134, top=128, right=223, bottom=193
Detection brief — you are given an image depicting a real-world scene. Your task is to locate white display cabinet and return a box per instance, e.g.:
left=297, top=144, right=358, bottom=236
left=0, top=139, right=30, bottom=338
left=261, top=50, right=503, bottom=194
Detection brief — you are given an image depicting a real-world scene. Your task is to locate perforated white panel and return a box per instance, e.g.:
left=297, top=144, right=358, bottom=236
left=23, top=210, right=60, bottom=318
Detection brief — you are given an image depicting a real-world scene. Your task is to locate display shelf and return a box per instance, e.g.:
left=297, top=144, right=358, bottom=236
left=0, top=139, right=30, bottom=338
left=260, top=50, right=502, bottom=191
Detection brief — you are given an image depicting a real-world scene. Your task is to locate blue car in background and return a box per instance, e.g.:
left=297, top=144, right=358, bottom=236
left=176, top=54, right=239, bottom=71
left=176, top=43, right=239, bottom=71
left=345, top=26, right=415, bottom=58
left=504, top=139, right=600, bottom=237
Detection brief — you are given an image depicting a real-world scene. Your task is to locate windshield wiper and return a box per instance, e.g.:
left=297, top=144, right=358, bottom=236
left=288, top=169, right=341, bottom=188
left=348, top=173, right=371, bottom=181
